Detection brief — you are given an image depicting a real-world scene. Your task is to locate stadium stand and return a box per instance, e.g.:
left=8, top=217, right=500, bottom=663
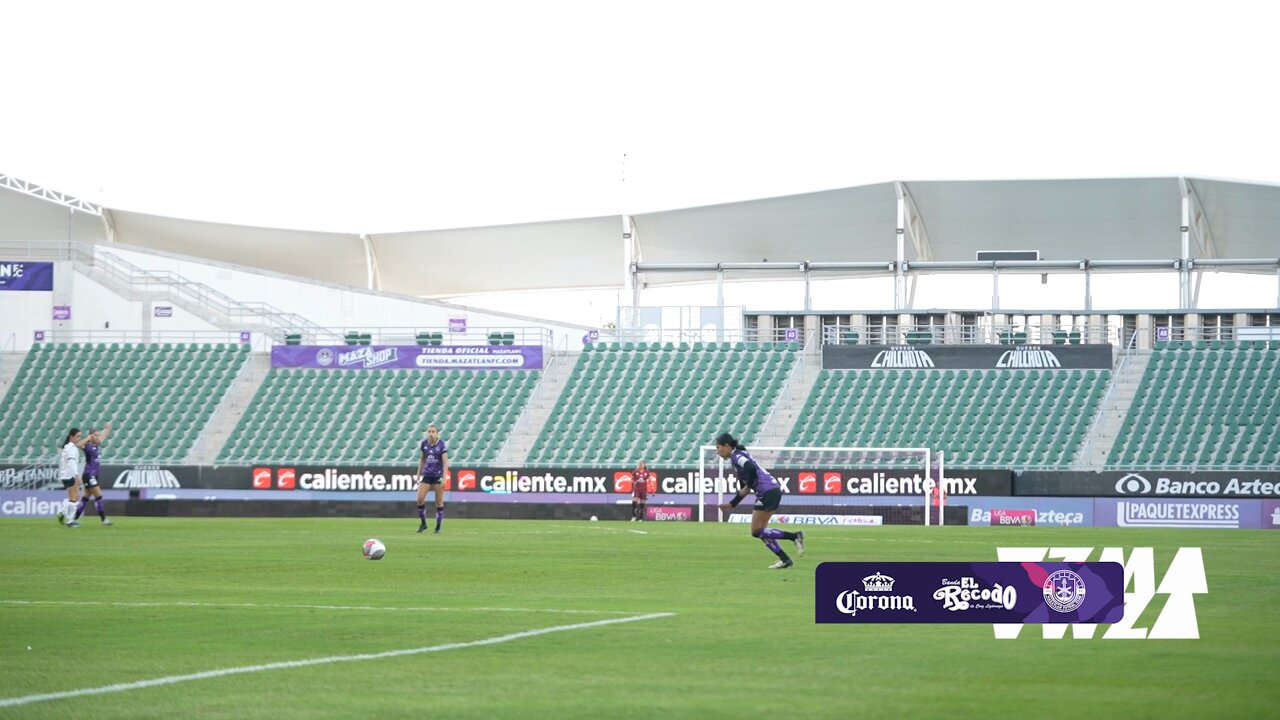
left=216, top=368, right=540, bottom=464
left=1107, top=340, right=1280, bottom=469
left=0, top=342, right=249, bottom=463
left=527, top=341, right=799, bottom=466
left=786, top=368, right=1110, bottom=468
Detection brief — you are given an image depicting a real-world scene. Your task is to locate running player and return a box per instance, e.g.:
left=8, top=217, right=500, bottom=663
left=55, top=428, right=85, bottom=528
left=631, top=460, right=652, bottom=521
left=714, top=432, right=804, bottom=569
left=72, top=423, right=114, bottom=526
left=415, top=423, right=449, bottom=534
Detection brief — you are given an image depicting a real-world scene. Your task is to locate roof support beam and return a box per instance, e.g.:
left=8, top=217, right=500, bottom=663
left=0, top=174, right=102, bottom=214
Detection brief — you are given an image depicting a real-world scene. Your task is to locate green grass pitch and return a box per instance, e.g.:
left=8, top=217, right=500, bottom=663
left=1, top=518, right=1277, bottom=719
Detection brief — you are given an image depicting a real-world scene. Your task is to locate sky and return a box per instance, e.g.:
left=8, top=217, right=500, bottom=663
left=2, top=0, right=1278, bottom=235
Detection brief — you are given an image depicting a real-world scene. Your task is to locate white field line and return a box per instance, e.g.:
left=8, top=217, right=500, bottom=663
left=0, top=612, right=676, bottom=709
left=586, top=526, right=648, bottom=535
left=0, top=599, right=639, bottom=615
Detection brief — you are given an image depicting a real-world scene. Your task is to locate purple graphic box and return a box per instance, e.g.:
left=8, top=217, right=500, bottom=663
left=816, top=562, right=1125, bottom=624
left=272, top=344, right=543, bottom=370
left=52, top=305, right=71, bottom=320
left=448, top=318, right=467, bottom=333
left=0, top=262, right=54, bottom=291
left=154, top=306, right=173, bottom=318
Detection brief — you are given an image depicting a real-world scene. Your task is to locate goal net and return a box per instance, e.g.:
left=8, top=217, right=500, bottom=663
left=695, top=445, right=947, bottom=525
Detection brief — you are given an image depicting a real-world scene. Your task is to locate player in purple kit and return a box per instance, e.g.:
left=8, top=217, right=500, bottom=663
left=73, top=423, right=114, bottom=526
left=715, top=432, right=804, bottom=569
left=415, top=423, right=449, bottom=534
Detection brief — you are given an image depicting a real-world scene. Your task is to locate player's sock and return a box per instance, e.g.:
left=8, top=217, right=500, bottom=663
left=759, top=528, right=796, bottom=541
left=74, top=498, right=88, bottom=520
left=95, top=498, right=106, bottom=520
left=435, top=506, right=444, bottom=532
left=417, top=504, right=428, bottom=529
left=762, top=538, right=791, bottom=562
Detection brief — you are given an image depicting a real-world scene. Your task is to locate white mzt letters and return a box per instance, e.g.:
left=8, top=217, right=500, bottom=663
left=993, top=547, right=1206, bottom=640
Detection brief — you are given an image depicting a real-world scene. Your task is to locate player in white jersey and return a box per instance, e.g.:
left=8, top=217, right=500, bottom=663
left=56, top=428, right=86, bottom=528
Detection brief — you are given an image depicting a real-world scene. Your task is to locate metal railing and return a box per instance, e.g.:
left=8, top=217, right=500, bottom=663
left=818, top=324, right=1119, bottom=346
left=85, top=250, right=335, bottom=343
left=0, top=239, right=334, bottom=343
left=288, top=326, right=555, bottom=348
left=609, top=327, right=753, bottom=344
left=1074, top=329, right=1139, bottom=468
left=1152, top=325, right=1280, bottom=343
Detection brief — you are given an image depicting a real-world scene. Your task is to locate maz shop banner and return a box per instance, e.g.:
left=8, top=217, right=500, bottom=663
left=271, top=344, right=543, bottom=370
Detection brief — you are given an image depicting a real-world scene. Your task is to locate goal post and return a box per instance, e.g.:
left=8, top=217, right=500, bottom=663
left=696, top=445, right=945, bottom=524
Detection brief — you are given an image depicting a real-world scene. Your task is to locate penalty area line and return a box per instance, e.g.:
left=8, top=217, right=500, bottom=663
left=0, top=612, right=676, bottom=709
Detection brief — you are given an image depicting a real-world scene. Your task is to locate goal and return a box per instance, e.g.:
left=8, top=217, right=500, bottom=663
left=695, top=445, right=946, bottom=525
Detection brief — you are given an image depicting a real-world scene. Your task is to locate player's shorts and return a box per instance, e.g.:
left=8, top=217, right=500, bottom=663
left=753, top=488, right=782, bottom=512
left=83, top=475, right=100, bottom=489
left=60, top=476, right=77, bottom=489
left=420, top=475, right=444, bottom=486
left=632, top=489, right=648, bottom=501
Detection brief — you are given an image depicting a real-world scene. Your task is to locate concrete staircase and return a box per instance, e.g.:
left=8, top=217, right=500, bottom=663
left=75, top=253, right=333, bottom=342
left=186, top=353, right=271, bottom=464
left=495, top=351, right=579, bottom=464
left=1073, top=350, right=1153, bottom=469
left=754, top=349, right=823, bottom=446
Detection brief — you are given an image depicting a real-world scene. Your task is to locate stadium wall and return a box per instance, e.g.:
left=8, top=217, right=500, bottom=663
left=0, top=261, right=222, bottom=348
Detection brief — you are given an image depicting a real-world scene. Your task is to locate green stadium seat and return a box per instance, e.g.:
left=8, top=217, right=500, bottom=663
left=0, top=343, right=249, bottom=464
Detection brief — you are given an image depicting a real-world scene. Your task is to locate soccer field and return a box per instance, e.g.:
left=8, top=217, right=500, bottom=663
left=1, top=518, right=1276, bottom=719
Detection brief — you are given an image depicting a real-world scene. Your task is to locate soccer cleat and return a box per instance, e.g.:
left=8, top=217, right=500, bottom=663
left=56, top=511, right=66, bottom=526
left=417, top=523, right=428, bottom=534
left=768, top=559, right=794, bottom=570
left=102, top=519, right=113, bottom=527
left=794, top=531, right=806, bottom=557
left=433, top=528, right=441, bottom=534
left=66, top=520, right=81, bottom=528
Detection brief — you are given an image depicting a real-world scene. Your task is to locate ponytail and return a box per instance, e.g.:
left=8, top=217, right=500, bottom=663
left=714, top=432, right=739, bottom=449
left=61, top=427, right=80, bottom=450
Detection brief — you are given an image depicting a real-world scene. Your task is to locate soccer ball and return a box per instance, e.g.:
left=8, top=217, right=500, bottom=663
left=589, top=515, right=598, bottom=522
left=362, top=538, right=386, bottom=560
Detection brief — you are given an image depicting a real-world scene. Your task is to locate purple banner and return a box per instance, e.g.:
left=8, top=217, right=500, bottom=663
left=0, top=490, right=130, bottom=516
left=1094, top=497, right=1262, bottom=529
left=965, top=496, right=1094, bottom=526
left=0, top=262, right=54, bottom=291
left=991, top=508, right=1036, bottom=526
left=52, top=305, right=71, bottom=320
left=449, top=318, right=467, bottom=333
left=816, top=562, right=1125, bottom=624
left=1264, top=500, right=1280, bottom=529
left=271, top=344, right=543, bottom=370
left=154, top=305, right=173, bottom=318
